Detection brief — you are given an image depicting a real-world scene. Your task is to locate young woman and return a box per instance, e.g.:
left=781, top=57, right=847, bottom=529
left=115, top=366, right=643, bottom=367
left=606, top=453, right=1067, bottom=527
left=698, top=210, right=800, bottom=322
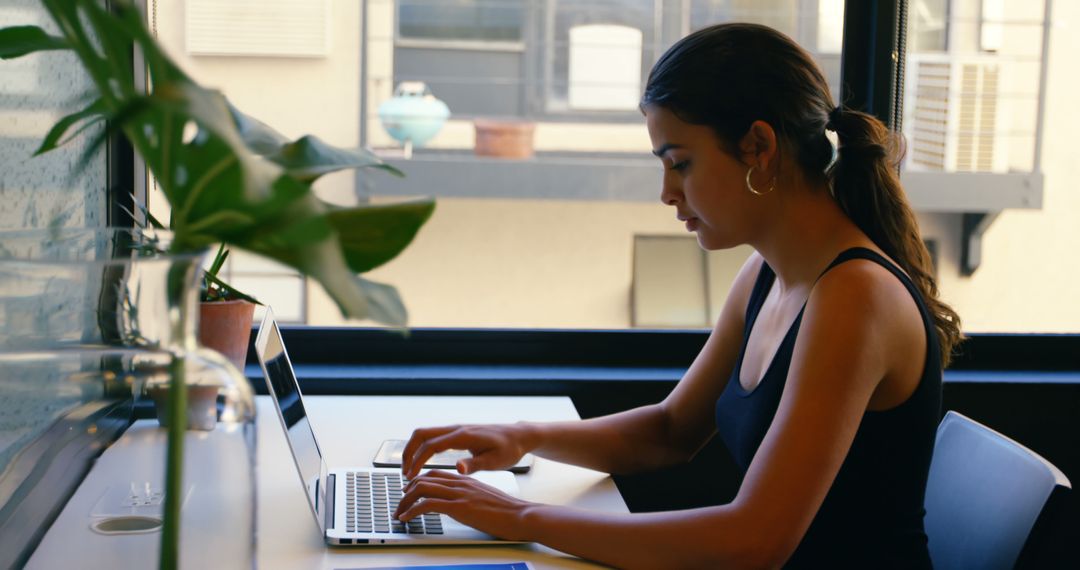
left=394, top=23, right=962, bottom=568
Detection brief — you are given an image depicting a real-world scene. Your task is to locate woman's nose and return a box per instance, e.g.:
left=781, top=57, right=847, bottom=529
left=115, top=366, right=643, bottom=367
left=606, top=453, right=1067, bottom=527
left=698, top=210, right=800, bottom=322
left=659, top=175, right=681, bottom=206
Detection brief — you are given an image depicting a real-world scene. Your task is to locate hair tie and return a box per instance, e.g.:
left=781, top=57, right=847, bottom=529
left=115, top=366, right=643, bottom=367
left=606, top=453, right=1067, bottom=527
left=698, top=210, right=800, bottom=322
left=826, top=106, right=843, bottom=131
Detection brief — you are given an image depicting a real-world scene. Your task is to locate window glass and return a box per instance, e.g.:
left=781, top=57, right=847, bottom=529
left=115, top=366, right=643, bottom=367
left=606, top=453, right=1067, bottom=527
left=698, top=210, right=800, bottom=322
left=145, top=0, right=1074, bottom=334
left=901, top=0, right=1060, bottom=333
left=546, top=0, right=656, bottom=112
left=398, top=0, right=526, bottom=42
left=0, top=0, right=109, bottom=536
left=0, top=0, right=106, bottom=229
left=910, top=0, right=949, bottom=52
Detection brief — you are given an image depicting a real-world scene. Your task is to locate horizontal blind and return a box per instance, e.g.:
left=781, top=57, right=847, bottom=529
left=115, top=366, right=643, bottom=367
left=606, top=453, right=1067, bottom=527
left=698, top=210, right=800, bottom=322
left=186, top=0, right=329, bottom=57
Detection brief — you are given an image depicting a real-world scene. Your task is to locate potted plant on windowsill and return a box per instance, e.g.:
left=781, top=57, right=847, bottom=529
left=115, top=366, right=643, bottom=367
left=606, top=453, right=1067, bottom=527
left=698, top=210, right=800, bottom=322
left=0, top=1, right=434, bottom=568
left=197, top=244, right=259, bottom=372
left=134, top=201, right=262, bottom=372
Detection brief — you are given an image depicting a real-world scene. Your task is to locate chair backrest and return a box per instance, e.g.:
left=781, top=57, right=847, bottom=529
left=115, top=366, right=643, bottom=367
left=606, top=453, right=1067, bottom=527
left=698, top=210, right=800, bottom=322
left=925, top=411, right=1071, bottom=570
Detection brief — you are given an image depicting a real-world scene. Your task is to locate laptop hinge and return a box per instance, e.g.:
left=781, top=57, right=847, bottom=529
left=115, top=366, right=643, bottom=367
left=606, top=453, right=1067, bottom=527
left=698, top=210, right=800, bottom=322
left=324, top=474, right=336, bottom=531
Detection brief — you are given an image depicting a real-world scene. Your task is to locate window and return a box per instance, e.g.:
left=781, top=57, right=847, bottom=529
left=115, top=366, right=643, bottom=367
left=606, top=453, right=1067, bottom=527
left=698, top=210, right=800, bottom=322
left=900, top=0, right=1056, bottom=331
left=0, top=3, right=107, bottom=229
left=910, top=0, right=949, bottom=52
left=632, top=236, right=753, bottom=328
left=139, top=0, right=1072, bottom=334
left=545, top=0, right=656, bottom=113
left=398, top=0, right=526, bottom=43
left=980, top=0, right=1005, bottom=52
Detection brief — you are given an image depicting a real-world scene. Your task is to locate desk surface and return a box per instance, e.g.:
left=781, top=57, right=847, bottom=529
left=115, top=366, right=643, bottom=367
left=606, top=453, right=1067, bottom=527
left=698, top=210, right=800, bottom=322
left=28, top=395, right=627, bottom=569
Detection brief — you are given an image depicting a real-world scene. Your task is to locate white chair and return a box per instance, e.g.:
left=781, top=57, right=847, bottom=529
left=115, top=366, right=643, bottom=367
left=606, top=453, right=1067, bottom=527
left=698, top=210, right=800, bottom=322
left=924, top=411, right=1071, bottom=569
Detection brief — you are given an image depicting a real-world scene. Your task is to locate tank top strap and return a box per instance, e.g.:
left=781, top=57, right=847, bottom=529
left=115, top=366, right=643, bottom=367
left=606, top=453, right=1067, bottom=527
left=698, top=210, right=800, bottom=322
left=743, top=258, right=777, bottom=336
left=819, top=247, right=915, bottom=296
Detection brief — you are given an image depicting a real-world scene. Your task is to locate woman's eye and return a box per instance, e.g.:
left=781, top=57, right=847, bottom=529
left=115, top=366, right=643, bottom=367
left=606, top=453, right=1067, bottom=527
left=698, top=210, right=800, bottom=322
left=669, top=160, right=689, bottom=172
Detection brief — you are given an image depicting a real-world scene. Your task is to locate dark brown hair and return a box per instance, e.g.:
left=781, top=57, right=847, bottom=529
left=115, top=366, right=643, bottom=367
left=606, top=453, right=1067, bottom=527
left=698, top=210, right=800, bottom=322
left=642, top=23, right=961, bottom=365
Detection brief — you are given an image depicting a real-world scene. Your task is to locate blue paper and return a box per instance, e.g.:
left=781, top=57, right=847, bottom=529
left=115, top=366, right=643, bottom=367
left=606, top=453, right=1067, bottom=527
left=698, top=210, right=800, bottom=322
left=338, top=563, right=529, bottom=570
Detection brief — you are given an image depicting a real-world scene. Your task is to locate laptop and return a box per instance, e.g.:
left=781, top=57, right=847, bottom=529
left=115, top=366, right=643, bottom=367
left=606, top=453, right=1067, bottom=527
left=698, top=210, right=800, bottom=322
left=254, top=307, right=521, bottom=545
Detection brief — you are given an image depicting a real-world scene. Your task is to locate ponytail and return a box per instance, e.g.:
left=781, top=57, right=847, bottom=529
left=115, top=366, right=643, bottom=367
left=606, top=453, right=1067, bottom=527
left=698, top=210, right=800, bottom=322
left=827, top=108, right=962, bottom=365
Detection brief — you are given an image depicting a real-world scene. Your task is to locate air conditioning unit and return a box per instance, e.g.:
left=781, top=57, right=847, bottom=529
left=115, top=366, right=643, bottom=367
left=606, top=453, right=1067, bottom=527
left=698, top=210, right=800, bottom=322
left=903, top=54, right=1009, bottom=173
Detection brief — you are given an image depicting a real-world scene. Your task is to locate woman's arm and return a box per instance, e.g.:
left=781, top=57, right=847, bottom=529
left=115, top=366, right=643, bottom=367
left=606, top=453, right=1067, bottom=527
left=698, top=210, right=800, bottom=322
left=399, top=260, right=914, bottom=568
left=402, top=254, right=764, bottom=478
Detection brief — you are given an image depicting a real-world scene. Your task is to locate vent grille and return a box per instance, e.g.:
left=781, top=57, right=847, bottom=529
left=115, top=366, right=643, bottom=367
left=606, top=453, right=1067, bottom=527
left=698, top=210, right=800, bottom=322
left=906, top=56, right=1006, bottom=173
left=186, top=0, right=329, bottom=58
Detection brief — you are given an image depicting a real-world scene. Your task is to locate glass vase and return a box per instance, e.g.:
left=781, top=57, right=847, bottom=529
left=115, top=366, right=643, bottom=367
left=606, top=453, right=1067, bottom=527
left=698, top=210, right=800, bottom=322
left=0, top=228, right=255, bottom=570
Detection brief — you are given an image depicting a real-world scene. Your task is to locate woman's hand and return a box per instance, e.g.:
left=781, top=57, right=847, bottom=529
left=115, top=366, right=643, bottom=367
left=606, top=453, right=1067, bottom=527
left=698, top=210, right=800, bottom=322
left=400, top=423, right=533, bottom=479
left=393, top=470, right=535, bottom=541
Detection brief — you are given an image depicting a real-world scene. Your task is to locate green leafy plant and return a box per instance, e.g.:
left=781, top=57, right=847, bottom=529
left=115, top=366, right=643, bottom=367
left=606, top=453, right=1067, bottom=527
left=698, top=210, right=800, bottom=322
left=200, top=244, right=259, bottom=303
left=134, top=204, right=259, bottom=304
left=1, top=2, right=434, bottom=568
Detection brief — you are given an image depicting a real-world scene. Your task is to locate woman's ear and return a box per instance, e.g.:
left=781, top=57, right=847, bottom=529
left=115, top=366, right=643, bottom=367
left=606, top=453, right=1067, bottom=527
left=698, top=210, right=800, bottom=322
left=739, top=120, right=779, bottom=172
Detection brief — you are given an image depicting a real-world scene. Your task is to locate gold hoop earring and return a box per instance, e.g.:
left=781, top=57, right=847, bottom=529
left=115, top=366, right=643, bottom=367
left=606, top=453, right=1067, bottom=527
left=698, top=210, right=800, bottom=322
left=745, top=166, right=775, bottom=196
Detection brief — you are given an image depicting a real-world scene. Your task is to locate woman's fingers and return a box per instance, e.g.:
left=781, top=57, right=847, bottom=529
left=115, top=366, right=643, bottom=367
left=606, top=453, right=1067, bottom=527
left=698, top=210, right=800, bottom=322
left=401, top=425, right=458, bottom=477
left=408, top=433, right=464, bottom=477
left=396, top=498, right=458, bottom=523
left=457, top=450, right=500, bottom=474
left=394, top=471, right=531, bottom=540
left=401, top=424, right=524, bottom=478
left=394, top=478, right=462, bottom=520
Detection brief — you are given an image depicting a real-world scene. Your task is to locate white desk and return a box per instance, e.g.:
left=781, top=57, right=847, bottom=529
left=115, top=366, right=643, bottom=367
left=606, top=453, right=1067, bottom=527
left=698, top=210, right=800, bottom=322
left=27, top=396, right=628, bottom=569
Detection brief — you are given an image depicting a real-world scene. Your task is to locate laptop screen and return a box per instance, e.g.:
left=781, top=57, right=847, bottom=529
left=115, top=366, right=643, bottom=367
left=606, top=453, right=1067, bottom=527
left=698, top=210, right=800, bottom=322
left=254, top=308, right=328, bottom=529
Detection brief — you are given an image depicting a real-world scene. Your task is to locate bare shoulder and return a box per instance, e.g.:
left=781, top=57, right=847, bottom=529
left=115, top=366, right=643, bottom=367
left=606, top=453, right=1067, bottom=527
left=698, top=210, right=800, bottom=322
left=808, top=257, right=916, bottom=320
left=799, top=257, right=925, bottom=389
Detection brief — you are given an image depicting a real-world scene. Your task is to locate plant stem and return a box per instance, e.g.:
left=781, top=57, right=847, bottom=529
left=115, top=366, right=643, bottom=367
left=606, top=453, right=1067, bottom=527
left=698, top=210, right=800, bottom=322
left=160, top=355, right=187, bottom=570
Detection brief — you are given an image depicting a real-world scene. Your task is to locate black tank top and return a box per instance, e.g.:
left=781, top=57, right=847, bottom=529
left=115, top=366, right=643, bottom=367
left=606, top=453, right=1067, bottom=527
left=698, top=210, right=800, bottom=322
left=714, top=247, right=941, bottom=568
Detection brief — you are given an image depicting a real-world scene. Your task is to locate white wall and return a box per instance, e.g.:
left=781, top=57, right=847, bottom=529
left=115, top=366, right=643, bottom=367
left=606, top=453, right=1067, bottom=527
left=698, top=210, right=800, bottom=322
left=153, top=0, right=362, bottom=207
left=308, top=197, right=684, bottom=328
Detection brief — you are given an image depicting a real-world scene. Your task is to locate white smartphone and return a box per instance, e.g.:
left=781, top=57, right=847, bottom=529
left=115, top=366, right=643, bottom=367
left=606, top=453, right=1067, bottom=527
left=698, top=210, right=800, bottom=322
left=372, top=439, right=533, bottom=473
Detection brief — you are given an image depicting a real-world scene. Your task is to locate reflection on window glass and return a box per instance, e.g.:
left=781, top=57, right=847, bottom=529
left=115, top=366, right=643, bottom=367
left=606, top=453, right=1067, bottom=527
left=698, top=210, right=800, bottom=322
left=399, top=0, right=525, bottom=42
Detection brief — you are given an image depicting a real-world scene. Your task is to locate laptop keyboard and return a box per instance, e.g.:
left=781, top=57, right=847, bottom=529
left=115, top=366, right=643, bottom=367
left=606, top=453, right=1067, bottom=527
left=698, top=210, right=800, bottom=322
left=345, top=472, right=443, bottom=535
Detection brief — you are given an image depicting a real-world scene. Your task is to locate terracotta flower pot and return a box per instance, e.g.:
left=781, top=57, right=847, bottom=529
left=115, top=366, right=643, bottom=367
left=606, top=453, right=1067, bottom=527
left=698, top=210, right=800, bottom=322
left=199, top=299, right=256, bottom=371
left=474, top=119, right=536, bottom=159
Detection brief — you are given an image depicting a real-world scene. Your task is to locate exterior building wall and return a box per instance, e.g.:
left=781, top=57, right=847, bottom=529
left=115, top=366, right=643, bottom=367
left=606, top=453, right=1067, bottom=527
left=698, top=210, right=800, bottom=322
left=153, top=0, right=363, bottom=208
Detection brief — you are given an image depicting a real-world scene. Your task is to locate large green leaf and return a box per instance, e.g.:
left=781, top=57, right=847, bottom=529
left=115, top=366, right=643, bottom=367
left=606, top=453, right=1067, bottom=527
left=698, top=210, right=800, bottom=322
left=325, top=199, right=436, bottom=273
left=0, top=25, right=69, bottom=59
left=34, top=98, right=105, bottom=155
left=228, top=104, right=290, bottom=155
left=149, top=81, right=285, bottom=207
left=353, top=276, right=408, bottom=326
left=264, top=135, right=405, bottom=182
left=78, top=1, right=138, bottom=95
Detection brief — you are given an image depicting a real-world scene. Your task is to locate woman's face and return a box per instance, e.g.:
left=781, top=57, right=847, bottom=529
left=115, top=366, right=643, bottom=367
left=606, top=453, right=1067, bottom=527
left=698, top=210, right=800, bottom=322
left=645, top=105, right=760, bottom=250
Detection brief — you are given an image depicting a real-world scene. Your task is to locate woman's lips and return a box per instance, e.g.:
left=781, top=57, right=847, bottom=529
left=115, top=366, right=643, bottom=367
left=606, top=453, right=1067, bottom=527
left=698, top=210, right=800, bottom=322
left=684, top=217, right=699, bottom=231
